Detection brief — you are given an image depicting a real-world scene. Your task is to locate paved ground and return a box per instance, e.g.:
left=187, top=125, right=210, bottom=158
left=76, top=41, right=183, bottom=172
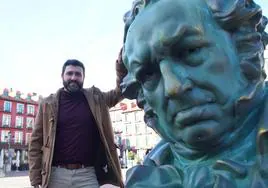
left=0, top=169, right=128, bottom=188
left=4, top=170, right=29, bottom=177
left=0, top=176, right=32, bottom=188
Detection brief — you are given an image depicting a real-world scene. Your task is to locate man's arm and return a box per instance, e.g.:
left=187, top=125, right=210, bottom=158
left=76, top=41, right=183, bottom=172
left=28, top=101, right=44, bottom=187
left=103, top=47, right=127, bottom=107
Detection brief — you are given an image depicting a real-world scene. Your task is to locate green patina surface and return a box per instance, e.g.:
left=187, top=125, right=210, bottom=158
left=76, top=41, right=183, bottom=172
left=121, top=0, right=268, bottom=187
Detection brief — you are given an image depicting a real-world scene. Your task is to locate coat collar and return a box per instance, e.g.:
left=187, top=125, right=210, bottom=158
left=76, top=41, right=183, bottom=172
left=48, top=88, right=61, bottom=118
left=48, top=87, right=95, bottom=120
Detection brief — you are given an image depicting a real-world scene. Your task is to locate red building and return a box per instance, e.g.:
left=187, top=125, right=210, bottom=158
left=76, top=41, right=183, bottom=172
left=0, top=88, right=38, bottom=172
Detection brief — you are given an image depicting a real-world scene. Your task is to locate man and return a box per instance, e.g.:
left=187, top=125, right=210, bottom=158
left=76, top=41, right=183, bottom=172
left=121, top=0, right=268, bottom=187
left=28, top=49, right=126, bottom=188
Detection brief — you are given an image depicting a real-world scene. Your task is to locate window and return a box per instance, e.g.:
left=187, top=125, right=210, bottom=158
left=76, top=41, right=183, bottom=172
left=27, top=105, right=35, bottom=115
left=2, top=114, right=11, bottom=127
left=111, top=111, right=122, bottom=123
left=126, top=123, right=135, bottom=135
left=124, top=113, right=132, bottom=123
left=115, top=111, right=122, bottom=122
left=26, top=117, right=34, bottom=128
left=15, top=116, right=24, bottom=128
left=135, top=123, right=145, bottom=134
left=134, top=111, right=143, bottom=122
left=14, top=131, right=23, bottom=143
left=25, top=133, right=32, bottom=145
left=16, top=103, right=24, bottom=114
left=1, top=130, right=10, bottom=142
left=110, top=111, right=115, bottom=122
left=3, top=101, right=12, bottom=112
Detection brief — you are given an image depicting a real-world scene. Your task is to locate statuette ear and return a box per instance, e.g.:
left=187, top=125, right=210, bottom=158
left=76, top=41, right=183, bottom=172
left=131, top=0, right=146, bottom=17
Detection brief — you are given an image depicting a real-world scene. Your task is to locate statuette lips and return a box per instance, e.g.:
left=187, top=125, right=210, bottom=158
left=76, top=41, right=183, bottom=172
left=174, top=103, right=220, bottom=128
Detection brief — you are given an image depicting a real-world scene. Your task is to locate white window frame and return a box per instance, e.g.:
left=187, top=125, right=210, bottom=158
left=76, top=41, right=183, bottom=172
left=3, top=101, right=12, bottom=112
left=26, top=117, right=34, bottom=128
left=14, top=131, right=23, bottom=143
left=134, top=111, right=143, bottom=122
left=15, top=116, right=24, bottom=128
left=115, top=111, right=122, bottom=122
left=124, top=113, right=132, bottom=123
left=25, top=133, right=32, bottom=145
left=27, top=105, right=35, bottom=115
left=1, top=130, right=10, bottom=142
left=16, top=103, right=24, bottom=114
left=2, top=114, right=11, bottom=127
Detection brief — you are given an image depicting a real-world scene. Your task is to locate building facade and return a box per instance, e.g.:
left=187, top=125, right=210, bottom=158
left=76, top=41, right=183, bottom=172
left=109, top=99, right=160, bottom=165
left=0, top=88, right=38, bottom=173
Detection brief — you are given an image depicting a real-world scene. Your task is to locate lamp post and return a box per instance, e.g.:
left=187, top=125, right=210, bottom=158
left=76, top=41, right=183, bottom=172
left=4, top=131, right=13, bottom=173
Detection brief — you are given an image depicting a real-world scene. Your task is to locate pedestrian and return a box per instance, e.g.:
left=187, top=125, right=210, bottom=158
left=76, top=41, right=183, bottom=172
left=28, top=48, right=126, bottom=188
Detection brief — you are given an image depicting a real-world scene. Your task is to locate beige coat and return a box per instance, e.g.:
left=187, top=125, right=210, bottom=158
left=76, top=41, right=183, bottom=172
left=28, top=86, right=124, bottom=188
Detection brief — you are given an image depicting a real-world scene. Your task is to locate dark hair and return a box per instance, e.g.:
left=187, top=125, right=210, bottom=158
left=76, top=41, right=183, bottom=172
left=61, top=59, right=85, bottom=75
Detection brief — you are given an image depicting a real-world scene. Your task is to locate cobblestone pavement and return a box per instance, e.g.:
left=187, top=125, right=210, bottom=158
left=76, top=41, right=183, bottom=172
left=4, top=170, right=29, bottom=177
left=0, top=176, right=31, bottom=188
left=0, top=169, right=128, bottom=188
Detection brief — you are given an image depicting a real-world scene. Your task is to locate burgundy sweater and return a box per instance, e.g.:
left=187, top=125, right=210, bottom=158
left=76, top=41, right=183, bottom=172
left=52, top=90, right=100, bottom=166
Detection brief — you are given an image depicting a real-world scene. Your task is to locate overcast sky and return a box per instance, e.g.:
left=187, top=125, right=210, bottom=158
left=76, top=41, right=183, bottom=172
left=0, top=0, right=267, bottom=97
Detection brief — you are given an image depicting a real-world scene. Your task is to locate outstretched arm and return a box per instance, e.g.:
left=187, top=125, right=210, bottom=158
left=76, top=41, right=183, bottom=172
left=103, top=47, right=127, bottom=107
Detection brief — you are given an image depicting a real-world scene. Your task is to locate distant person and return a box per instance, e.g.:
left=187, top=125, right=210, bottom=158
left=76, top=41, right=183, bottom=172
left=28, top=49, right=126, bottom=188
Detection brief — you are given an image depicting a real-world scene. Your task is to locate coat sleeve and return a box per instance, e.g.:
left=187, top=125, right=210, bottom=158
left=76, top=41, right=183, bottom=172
left=102, top=46, right=126, bottom=108
left=28, top=100, right=44, bottom=186
left=102, top=88, right=124, bottom=108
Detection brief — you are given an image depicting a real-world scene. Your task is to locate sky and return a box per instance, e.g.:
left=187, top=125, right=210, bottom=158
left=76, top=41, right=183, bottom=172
left=0, top=0, right=268, bottom=97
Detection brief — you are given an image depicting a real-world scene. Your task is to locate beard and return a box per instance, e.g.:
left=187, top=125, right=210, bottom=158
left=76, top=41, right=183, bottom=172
left=63, top=80, right=83, bottom=93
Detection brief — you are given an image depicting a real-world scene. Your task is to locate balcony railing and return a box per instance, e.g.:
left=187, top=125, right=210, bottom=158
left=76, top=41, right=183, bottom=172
left=0, top=141, right=28, bottom=149
left=3, top=109, right=11, bottom=113
left=26, top=125, right=33, bottom=129
left=15, top=125, right=23, bottom=129
left=1, top=124, right=11, bottom=128
left=16, top=111, right=24, bottom=114
left=27, top=112, right=35, bottom=116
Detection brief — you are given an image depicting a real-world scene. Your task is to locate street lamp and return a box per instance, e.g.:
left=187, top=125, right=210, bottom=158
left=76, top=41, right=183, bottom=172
left=4, top=131, right=13, bottom=173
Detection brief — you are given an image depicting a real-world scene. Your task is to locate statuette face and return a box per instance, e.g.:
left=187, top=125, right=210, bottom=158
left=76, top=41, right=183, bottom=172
left=121, top=0, right=268, bottom=187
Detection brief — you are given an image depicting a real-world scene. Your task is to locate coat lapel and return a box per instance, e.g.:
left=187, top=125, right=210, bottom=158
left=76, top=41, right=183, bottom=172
left=82, top=88, right=101, bottom=125
left=82, top=88, right=106, bottom=144
left=48, top=89, right=61, bottom=129
left=82, top=88, right=95, bottom=115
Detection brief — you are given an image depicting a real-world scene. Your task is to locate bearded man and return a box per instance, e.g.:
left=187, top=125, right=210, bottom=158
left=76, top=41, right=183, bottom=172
left=29, top=49, right=126, bottom=188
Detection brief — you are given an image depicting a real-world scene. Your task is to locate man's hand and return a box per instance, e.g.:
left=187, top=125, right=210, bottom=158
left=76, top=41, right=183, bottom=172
left=116, top=47, right=127, bottom=88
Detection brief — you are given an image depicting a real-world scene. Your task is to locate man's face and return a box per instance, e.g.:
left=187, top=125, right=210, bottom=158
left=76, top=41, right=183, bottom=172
left=62, top=65, right=84, bottom=93
left=124, top=0, right=250, bottom=149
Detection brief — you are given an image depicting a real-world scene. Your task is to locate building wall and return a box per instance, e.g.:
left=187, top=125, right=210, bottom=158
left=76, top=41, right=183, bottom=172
left=110, top=99, right=161, bottom=163
left=0, top=88, right=38, bottom=171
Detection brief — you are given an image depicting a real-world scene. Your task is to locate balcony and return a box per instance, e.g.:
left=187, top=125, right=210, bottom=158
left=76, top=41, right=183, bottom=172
left=0, top=141, right=28, bottom=150
left=3, top=109, right=11, bottom=113
left=26, top=112, right=35, bottom=116
left=1, top=124, right=11, bottom=128
left=26, top=125, right=33, bottom=129
left=16, top=111, right=24, bottom=115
